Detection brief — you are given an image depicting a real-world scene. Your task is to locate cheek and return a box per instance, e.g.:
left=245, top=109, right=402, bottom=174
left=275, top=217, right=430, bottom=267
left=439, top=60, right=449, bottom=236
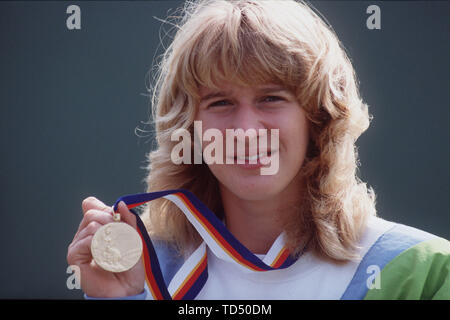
left=280, top=111, right=310, bottom=159
left=195, top=111, right=228, bottom=130
left=194, top=117, right=228, bottom=148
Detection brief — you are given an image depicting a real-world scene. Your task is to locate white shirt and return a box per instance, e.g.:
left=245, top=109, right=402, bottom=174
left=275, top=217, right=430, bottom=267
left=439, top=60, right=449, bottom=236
left=194, top=216, right=393, bottom=299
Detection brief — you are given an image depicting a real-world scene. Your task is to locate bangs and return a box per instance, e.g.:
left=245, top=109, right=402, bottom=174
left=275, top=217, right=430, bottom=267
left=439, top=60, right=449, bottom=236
left=177, top=3, right=305, bottom=99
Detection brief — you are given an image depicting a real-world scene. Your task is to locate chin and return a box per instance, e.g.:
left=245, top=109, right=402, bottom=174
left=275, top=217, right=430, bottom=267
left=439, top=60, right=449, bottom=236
left=222, top=174, right=285, bottom=201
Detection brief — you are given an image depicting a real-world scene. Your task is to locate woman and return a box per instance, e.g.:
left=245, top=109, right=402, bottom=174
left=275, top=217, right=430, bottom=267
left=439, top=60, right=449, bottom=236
left=67, top=0, right=450, bottom=299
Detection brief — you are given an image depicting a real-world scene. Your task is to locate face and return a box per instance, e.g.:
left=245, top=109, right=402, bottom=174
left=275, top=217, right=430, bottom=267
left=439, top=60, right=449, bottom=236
left=195, top=81, right=309, bottom=201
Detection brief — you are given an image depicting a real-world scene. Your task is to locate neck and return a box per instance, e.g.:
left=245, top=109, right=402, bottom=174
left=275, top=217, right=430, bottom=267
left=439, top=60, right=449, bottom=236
left=220, top=178, right=303, bottom=255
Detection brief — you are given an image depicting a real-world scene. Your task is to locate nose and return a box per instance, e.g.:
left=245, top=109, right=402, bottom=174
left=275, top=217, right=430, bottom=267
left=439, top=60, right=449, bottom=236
left=232, top=102, right=267, bottom=131
left=230, top=102, right=268, bottom=149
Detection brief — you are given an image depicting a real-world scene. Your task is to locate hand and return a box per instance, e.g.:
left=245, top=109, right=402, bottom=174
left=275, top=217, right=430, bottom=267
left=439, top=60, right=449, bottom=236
left=67, top=197, right=145, bottom=298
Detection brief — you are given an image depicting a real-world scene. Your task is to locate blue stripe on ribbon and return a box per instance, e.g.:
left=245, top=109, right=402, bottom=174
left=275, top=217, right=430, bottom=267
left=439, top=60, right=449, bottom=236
left=182, top=189, right=271, bottom=270
left=182, top=267, right=209, bottom=300
left=131, top=208, right=172, bottom=300
left=113, top=189, right=298, bottom=299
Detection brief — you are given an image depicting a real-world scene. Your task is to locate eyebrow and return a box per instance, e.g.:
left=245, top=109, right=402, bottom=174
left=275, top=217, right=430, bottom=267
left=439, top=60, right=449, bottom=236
left=199, top=91, right=231, bottom=103
left=199, top=85, right=290, bottom=103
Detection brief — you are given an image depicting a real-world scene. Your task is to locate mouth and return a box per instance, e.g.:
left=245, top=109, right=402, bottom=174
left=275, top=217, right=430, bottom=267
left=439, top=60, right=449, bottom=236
left=227, top=150, right=278, bottom=166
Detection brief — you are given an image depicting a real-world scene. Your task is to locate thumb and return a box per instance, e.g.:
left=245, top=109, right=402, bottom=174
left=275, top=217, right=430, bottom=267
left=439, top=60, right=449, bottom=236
left=117, top=201, right=138, bottom=229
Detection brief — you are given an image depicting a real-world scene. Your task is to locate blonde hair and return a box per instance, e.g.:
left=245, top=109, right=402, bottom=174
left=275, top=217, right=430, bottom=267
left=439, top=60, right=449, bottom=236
left=140, top=0, right=377, bottom=262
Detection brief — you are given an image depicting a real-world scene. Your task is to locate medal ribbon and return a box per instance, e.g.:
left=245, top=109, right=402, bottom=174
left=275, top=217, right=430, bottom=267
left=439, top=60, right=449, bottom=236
left=112, top=189, right=297, bottom=300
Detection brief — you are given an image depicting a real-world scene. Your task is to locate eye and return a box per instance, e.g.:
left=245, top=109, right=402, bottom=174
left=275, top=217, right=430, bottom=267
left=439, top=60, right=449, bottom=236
left=262, top=96, right=283, bottom=102
left=208, top=100, right=231, bottom=108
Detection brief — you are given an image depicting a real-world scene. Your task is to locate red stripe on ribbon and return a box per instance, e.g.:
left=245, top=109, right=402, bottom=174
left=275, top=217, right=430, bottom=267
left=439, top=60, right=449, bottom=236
left=172, top=253, right=207, bottom=300
left=137, top=228, right=164, bottom=300
left=127, top=201, right=148, bottom=210
left=271, top=248, right=290, bottom=268
left=177, top=192, right=265, bottom=272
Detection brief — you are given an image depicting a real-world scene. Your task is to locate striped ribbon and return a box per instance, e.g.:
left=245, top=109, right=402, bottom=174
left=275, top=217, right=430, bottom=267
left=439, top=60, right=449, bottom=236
left=112, top=189, right=297, bottom=300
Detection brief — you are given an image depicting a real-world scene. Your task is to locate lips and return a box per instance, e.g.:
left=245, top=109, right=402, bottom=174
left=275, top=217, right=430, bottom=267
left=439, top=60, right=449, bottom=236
left=227, top=150, right=277, bottom=164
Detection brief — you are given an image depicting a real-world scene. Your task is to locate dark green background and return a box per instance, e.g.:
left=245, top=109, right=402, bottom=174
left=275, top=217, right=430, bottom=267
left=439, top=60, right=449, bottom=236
left=0, top=1, right=448, bottom=299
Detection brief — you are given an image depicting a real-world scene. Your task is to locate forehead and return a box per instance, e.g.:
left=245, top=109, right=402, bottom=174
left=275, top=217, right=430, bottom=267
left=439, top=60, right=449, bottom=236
left=199, top=82, right=287, bottom=96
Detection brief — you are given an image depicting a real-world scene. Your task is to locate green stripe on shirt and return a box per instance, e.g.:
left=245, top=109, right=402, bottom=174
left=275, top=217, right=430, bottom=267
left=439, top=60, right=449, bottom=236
left=364, top=237, right=450, bottom=300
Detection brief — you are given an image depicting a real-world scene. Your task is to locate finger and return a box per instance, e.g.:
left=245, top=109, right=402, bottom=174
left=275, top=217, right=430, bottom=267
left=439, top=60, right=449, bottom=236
left=67, top=235, right=94, bottom=266
left=116, top=201, right=138, bottom=229
left=81, top=196, right=110, bottom=214
left=74, top=209, right=114, bottom=238
left=72, top=220, right=104, bottom=246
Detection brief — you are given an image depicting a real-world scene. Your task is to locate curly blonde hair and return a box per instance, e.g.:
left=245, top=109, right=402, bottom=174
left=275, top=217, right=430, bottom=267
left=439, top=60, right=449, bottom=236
left=139, top=0, right=377, bottom=262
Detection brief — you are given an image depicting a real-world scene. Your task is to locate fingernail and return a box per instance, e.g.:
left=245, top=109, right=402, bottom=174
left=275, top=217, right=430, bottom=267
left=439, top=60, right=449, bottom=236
left=119, top=201, right=128, bottom=210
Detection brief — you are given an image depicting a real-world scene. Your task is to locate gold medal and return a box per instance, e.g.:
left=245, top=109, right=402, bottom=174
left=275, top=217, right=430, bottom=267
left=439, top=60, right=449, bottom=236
left=91, top=211, right=143, bottom=273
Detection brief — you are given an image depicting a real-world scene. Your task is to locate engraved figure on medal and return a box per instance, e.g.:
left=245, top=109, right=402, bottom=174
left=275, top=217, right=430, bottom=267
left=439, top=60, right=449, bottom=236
left=91, top=210, right=143, bottom=273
